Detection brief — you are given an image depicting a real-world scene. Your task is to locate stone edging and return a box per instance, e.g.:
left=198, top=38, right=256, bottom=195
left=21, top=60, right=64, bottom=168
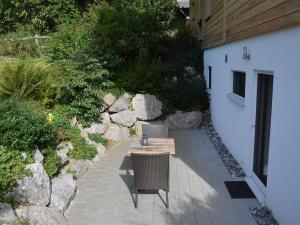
left=251, top=206, right=279, bottom=225
left=201, top=112, right=279, bottom=225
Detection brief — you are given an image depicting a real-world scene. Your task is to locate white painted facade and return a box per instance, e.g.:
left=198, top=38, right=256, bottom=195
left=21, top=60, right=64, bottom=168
left=204, top=26, right=300, bottom=225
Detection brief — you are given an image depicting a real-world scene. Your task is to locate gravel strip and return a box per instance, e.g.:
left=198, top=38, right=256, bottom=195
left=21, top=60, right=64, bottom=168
left=201, top=112, right=245, bottom=177
left=201, top=112, right=279, bottom=225
left=250, top=206, right=279, bottom=225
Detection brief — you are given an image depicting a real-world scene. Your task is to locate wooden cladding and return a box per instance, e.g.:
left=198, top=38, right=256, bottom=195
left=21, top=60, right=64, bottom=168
left=191, top=0, right=300, bottom=49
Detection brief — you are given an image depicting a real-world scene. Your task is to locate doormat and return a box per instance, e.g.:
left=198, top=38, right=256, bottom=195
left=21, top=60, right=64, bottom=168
left=224, top=181, right=256, bottom=199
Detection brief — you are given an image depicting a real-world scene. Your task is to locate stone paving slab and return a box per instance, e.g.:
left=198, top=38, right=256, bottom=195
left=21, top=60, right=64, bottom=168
left=65, top=130, right=259, bottom=225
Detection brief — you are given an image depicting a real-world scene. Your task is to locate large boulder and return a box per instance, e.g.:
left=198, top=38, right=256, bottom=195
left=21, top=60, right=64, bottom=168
left=133, top=94, right=162, bottom=120
left=84, top=112, right=110, bottom=135
left=0, top=203, right=17, bottom=224
left=34, top=149, right=44, bottom=164
left=16, top=206, right=68, bottom=225
left=56, top=142, right=74, bottom=165
left=110, top=110, right=136, bottom=127
left=164, top=111, right=203, bottom=131
left=12, top=163, right=50, bottom=206
left=103, top=93, right=117, bottom=106
left=103, top=124, right=129, bottom=142
left=108, top=93, right=130, bottom=113
left=61, top=159, right=92, bottom=179
left=101, top=93, right=117, bottom=112
left=49, top=174, right=77, bottom=212
left=135, top=120, right=164, bottom=137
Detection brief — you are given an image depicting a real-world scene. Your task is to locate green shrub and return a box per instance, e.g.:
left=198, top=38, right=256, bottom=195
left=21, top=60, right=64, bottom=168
left=129, top=127, right=136, bottom=136
left=92, top=0, right=178, bottom=71
left=41, top=148, right=61, bottom=178
left=44, top=17, right=113, bottom=126
left=88, top=133, right=108, bottom=146
left=91, top=0, right=208, bottom=112
left=0, top=60, right=60, bottom=106
left=47, top=105, right=97, bottom=161
left=58, top=68, right=109, bottom=127
left=0, top=146, right=28, bottom=201
left=163, top=78, right=209, bottom=111
left=116, top=58, right=173, bottom=94
left=161, top=101, right=176, bottom=119
left=66, top=128, right=97, bottom=160
left=0, top=100, right=58, bottom=153
left=0, top=0, right=95, bottom=34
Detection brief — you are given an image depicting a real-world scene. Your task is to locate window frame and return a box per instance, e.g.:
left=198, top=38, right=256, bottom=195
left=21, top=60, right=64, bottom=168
left=232, top=71, right=246, bottom=98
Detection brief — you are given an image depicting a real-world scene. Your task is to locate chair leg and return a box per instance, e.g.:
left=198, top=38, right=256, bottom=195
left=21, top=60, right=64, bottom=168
left=166, top=191, right=169, bottom=209
left=135, top=189, right=138, bottom=208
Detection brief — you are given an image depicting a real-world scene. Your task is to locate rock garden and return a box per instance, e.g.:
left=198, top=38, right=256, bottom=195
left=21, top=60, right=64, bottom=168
left=0, top=91, right=205, bottom=225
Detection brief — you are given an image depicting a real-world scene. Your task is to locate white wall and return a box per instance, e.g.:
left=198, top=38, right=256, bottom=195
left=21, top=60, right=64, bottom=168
left=204, top=26, right=300, bottom=225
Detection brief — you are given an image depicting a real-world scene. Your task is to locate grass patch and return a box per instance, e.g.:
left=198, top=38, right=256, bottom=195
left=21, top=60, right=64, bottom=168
left=88, top=133, right=108, bottom=146
left=129, top=127, right=136, bottom=136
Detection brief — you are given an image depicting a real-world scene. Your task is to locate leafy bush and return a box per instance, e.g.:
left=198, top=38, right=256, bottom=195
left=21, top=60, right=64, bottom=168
left=45, top=0, right=208, bottom=118
left=58, top=67, right=109, bottom=127
left=41, top=148, right=61, bottom=178
left=91, top=0, right=208, bottom=112
left=0, top=100, right=58, bottom=153
left=0, top=0, right=95, bottom=34
left=0, top=146, right=28, bottom=201
left=0, top=60, right=59, bottom=106
left=88, top=133, right=108, bottom=146
left=129, top=128, right=136, bottom=136
left=116, top=58, right=173, bottom=94
left=92, top=0, right=178, bottom=71
left=45, top=18, right=113, bottom=125
left=66, top=128, right=97, bottom=160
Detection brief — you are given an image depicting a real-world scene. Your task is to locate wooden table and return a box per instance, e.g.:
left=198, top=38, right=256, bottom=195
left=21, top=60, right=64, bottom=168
left=129, top=138, right=176, bottom=155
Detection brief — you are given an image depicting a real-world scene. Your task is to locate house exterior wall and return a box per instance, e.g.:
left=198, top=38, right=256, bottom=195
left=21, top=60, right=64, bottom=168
left=191, top=0, right=300, bottom=49
left=204, top=25, right=300, bottom=225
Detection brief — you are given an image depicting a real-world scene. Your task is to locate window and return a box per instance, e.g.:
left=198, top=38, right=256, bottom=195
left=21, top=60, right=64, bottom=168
left=208, top=66, right=212, bottom=89
left=233, top=71, right=246, bottom=97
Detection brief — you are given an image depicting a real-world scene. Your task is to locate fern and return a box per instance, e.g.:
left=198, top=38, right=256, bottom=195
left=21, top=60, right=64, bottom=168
left=0, top=61, right=59, bottom=106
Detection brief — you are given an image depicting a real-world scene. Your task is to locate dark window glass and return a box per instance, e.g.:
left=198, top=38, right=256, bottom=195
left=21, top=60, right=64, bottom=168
left=233, top=71, right=246, bottom=97
left=208, top=66, right=212, bottom=89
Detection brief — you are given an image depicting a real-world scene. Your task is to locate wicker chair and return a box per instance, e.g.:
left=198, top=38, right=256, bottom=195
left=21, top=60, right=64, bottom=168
left=131, top=153, right=169, bottom=208
left=142, top=124, right=169, bottom=138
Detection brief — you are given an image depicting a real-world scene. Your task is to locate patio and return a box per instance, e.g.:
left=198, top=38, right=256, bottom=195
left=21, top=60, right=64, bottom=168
left=65, top=129, right=259, bottom=225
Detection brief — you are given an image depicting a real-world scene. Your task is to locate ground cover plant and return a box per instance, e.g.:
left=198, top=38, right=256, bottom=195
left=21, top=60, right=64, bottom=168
left=0, top=100, right=58, bottom=153
left=0, top=146, right=28, bottom=202
left=88, top=133, right=108, bottom=146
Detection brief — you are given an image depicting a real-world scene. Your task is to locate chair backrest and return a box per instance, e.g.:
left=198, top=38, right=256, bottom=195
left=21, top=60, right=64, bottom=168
left=131, top=153, right=169, bottom=191
left=142, top=124, right=168, bottom=138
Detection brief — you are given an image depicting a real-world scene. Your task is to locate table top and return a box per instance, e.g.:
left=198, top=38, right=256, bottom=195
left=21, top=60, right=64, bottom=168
left=129, top=137, right=176, bottom=155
